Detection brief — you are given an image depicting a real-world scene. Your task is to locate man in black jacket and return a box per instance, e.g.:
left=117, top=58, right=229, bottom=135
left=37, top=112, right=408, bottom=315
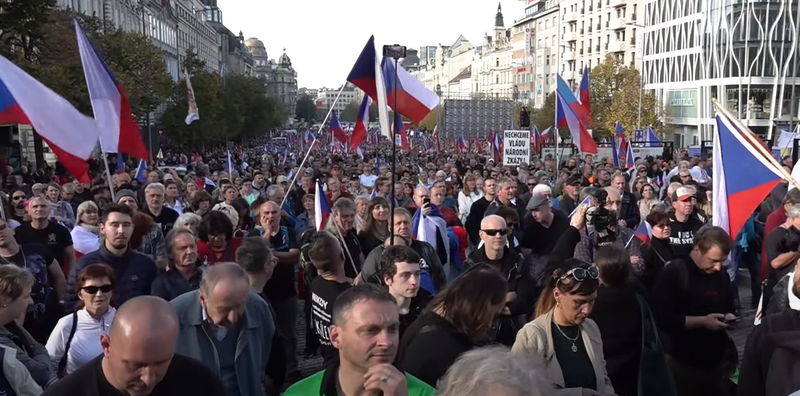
left=652, top=225, right=736, bottom=396
left=739, top=260, right=800, bottom=396
left=610, top=173, right=640, bottom=229
left=465, top=177, right=496, bottom=246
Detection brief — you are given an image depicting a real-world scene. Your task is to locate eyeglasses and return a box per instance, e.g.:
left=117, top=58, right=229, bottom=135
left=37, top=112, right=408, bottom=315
left=481, top=228, right=510, bottom=237
left=12, top=195, right=25, bottom=201
left=82, top=285, right=113, bottom=294
left=559, top=266, right=599, bottom=282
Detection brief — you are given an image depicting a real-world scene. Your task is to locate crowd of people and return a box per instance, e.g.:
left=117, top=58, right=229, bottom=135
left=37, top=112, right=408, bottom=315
left=0, top=133, right=796, bottom=396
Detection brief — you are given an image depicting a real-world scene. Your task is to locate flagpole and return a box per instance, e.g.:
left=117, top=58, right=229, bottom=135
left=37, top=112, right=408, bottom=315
left=97, top=138, right=117, bottom=202
left=280, top=84, right=347, bottom=208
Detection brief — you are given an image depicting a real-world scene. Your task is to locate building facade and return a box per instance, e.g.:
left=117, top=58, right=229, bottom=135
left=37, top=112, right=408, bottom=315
left=244, top=38, right=298, bottom=117
left=474, top=4, right=515, bottom=99
left=316, top=83, right=362, bottom=115
left=57, top=0, right=145, bottom=33
left=203, top=1, right=253, bottom=76
left=175, top=0, right=219, bottom=73
left=643, top=0, right=800, bottom=146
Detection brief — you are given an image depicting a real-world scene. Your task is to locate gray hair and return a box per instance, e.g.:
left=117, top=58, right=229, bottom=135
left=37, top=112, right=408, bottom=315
left=145, top=182, right=165, bottom=195
left=166, top=228, right=196, bottom=253
left=437, top=346, right=554, bottom=396
left=174, top=213, right=201, bottom=231
left=265, top=184, right=283, bottom=198
left=326, top=197, right=356, bottom=232
left=787, top=205, right=800, bottom=219
left=532, top=184, right=552, bottom=196
left=200, top=262, right=249, bottom=295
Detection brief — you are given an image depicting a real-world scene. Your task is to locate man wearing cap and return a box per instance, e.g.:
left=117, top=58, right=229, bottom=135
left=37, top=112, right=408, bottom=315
left=522, top=194, right=570, bottom=257
left=553, top=175, right=582, bottom=217
left=670, top=185, right=706, bottom=255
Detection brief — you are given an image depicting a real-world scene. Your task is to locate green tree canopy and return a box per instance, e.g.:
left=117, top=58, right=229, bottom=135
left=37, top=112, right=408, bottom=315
left=295, top=94, right=316, bottom=122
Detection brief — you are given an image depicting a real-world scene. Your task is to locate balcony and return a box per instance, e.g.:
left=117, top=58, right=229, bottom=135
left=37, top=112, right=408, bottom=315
left=562, top=50, right=576, bottom=61
left=561, top=70, right=577, bottom=80
left=564, top=31, right=578, bottom=41
left=609, top=17, right=628, bottom=30
left=608, top=40, right=625, bottom=52
left=611, top=0, right=627, bottom=7
left=588, top=26, right=593, bottom=33
left=564, top=12, right=579, bottom=22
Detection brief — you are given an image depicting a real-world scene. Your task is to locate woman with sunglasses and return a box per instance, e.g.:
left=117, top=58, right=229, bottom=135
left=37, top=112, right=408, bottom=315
left=397, top=264, right=508, bottom=388
left=512, top=259, right=615, bottom=396
left=46, top=264, right=116, bottom=377
left=640, top=211, right=682, bottom=293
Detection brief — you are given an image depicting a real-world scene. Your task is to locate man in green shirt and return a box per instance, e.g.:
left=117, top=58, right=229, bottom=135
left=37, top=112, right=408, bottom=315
left=284, top=285, right=435, bottom=396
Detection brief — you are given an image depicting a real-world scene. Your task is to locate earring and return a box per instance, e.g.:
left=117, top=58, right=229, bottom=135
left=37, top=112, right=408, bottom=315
left=556, top=300, right=561, bottom=308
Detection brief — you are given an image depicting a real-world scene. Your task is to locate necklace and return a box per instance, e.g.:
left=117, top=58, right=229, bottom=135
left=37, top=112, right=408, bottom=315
left=0, top=247, right=26, bottom=268
left=553, top=320, right=580, bottom=352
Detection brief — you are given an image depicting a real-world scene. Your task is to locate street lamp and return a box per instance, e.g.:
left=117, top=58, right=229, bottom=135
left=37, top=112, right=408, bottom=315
left=627, top=21, right=645, bottom=130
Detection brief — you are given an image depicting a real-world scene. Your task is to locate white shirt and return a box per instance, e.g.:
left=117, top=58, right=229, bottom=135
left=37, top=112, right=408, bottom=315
left=46, top=307, right=116, bottom=375
left=70, top=226, right=100, bottom=256
left=360, top=174, right=377, bottom=188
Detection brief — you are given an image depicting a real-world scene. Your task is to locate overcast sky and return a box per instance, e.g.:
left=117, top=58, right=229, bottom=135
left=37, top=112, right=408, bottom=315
left=217, top=0, right=527, bottom=89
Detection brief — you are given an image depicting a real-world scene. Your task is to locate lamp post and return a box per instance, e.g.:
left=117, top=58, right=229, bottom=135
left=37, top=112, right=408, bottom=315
left=627, top=21, right=645, bottom=130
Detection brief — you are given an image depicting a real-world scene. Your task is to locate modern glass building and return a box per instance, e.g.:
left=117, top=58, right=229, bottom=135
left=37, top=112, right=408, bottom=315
left=643, top=0, right=800, bottom=146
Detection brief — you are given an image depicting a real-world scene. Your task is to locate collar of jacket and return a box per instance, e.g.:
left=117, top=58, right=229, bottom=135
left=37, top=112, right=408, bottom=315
left=98, top=241, right=132, bottom=261
left=180, top=290, right=259, bottom=330
left=318, top=356, right=342, bottom=396
left=470, top=246, right=520, bottom=277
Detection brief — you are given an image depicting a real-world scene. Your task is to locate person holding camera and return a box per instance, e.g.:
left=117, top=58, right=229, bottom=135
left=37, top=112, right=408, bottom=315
left=651, top=226, right=737, bottom=396
left=573, top=187, right=643, bottom=275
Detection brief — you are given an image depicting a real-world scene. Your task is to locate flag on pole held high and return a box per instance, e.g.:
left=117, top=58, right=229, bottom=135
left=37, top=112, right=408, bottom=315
left=314, top=181, right=331, bottom=231
left=381, top=58, right=440, bottom=123
left=330, top=112, right=347, bottom=143
left=73, top=19, right=149, bottom=160
left=556, top=75, right=597, bottom=153
left=346, top=36, right=391, bottom=138
left=350, top=95, right=371, bottom=149
left=0, top=55, right=100, bottom=182
left=185, top=69, right=200, bottom=125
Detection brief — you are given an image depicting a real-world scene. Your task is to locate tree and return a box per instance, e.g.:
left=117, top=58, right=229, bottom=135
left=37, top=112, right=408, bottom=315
left=532, top=93, right=556, bottom=132
left=295, top=95, right=316, bottom=122
left=0, top=0, right=57, bottom=62
left=340, top=100, right=360, bottom=122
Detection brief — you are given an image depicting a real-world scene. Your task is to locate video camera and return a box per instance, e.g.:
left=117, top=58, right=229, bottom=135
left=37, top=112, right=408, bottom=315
left=584, top=188, right=617, bottom=246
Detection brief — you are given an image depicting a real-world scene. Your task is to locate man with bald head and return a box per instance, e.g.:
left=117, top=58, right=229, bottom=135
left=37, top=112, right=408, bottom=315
left=42, top=296, right=226, bottom=396
left=171, top=262, right=275, bottom=396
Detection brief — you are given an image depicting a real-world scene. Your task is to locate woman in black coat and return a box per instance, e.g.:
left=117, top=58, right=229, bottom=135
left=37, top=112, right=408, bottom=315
left=640, top=210, right=684, bottom=293
left=397, top=264, right=507, bottom=387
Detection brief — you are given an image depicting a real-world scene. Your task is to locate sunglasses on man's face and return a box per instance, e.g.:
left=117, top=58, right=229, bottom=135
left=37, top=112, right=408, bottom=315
left=481, top=228, right=510, bottom=237
left=559, top=266, right=599, bottom=282
left=12, top=195, right=26, bottom=201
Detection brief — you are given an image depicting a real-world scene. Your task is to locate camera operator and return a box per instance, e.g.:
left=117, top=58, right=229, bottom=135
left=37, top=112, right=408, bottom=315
left=573, top=187, right=644, bottom=275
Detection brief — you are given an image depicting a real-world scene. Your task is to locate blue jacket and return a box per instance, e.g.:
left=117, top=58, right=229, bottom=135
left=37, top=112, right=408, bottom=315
left=68, top=244, right=158, bottom=309
left=171, top=290, right=275, bottom=396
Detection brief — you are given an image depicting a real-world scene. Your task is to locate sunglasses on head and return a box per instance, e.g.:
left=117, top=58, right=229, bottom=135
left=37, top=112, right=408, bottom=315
left=82, top=285, right=113, bottom=294
left=559, top=265, right=599, bottom=282
left=481, top=228, right=510, bottom=237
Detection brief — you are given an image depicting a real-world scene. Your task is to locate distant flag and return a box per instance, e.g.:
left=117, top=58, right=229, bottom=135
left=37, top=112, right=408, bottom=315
left=350, top=95, right=371, bottom=149
left=135, top=160, right=147, bottom=182
left=490, top=130, right=502, bottom=162
left=157, top=149, right=163, bottom=159
left=611, top=135, right=620, bottom=168
left=646, top=126, right=661, bottom=147
left=330, top=112, right=347, bottom=143
left=346, top=36, right=391, bottom=138
left=226, top=151, right=233, bottom=173
left=394, top=112, right=409, bottom=148
left=458, top=135, right=467, bottom=153
left=314, top=181, right=331, bottom=231
left=579, top=66, right=591, bottom=120
left=625, top=141, right=635, bottom=169
left=304, top=130, right=315, bottom=144
left=356, top=146, right=364, bottom=160
left=184, top=69, right=199, bottom=125
left=115, top=154, right=125, bottom=174
left=713, top=108, right=785, bottom=242
left=557, top=80, right=597, bottom=154
left=616, top=122, right=628, bottom=167
left=73, top=19, right=148, bottom=159
left=568, top=196, right=592, bottom=218
left=556, top=74, right=590, bottom=127
left=381, top=58, right=440, bottom=122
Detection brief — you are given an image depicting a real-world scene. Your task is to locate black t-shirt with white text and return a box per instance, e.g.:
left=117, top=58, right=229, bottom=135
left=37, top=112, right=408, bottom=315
left=143, top=206, right=180, bottom=236
left=13, top=221, right=72, bottom=271
left=310, top=277, right=351, bottom=365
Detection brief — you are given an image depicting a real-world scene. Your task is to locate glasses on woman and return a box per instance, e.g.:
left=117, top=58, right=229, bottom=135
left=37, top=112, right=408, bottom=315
left=559, top=265, right=599, bottom=282
left=82, top=285, right=113, bottom=294
left=481, top=228, right=510, bottom=237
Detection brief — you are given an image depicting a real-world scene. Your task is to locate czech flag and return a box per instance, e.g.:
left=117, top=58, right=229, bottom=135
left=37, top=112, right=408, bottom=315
left=314, top=181, right=331, bottom=231
left=411, top=205, right=449, bottom=294
left=225, top=151, right=234, bottom=174
left=304, top=130, right=315, bottom=144
left=135, top=160, right=147, bottom=183
left=713, top=110, right=785, bottom=241
left=458, top=135, right=467, bottom=153
left=579, top=66, right=591, bottom=121
left=646, top=126, right=661, bottom=147
left=490, top=130, right=503, bottom=162
left=381, top=58, right=440, bottom=123
left=611, top=135, right=620, bottom=168
left=330, top=112, right=347, bottom=143
left=0, top=55, right=99, bottom=183
left=625, top=140, right=635, bottom=169
left=350, top=95, right=371, bottom=149
left=73, top=19, right=148, bottom=160
left=556, top=74, right=590, bottom=127
left=633, top=221, right=652, bottom=244
left=346, top=36, right=390, bottom=138
left=557, top=84, right=597, bottom=153
left=394, top=112, right=409, bottom=148
left=616, top=121, right=628, bottom=167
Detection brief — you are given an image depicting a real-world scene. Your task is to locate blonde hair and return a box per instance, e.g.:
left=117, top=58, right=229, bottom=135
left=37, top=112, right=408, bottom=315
left=0, top=265, right=34, bottom=303
left=76, top=201, right=99, bottom=226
